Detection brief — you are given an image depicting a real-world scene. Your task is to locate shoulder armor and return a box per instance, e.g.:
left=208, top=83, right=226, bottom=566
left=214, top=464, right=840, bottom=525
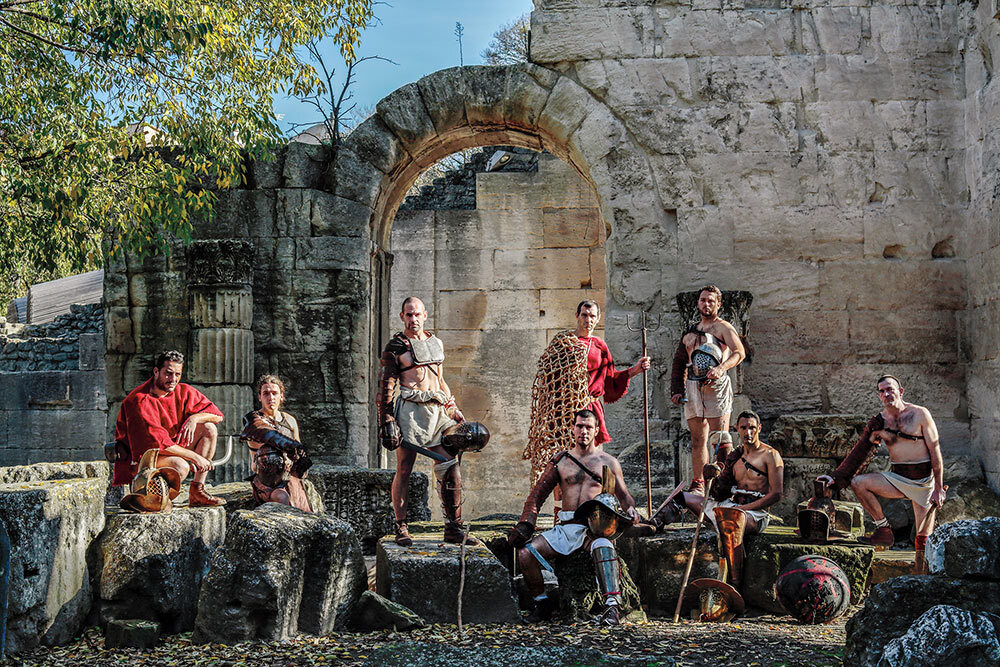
left=385, top=332, right=410, bottom=356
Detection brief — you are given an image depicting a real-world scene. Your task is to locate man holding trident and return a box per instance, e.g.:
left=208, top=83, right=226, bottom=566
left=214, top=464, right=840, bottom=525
left=669, top=285, right=746, bottom=495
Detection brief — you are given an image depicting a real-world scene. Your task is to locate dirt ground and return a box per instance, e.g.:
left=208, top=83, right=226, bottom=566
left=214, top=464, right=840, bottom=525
left=7, top=608, right=853, bottom=666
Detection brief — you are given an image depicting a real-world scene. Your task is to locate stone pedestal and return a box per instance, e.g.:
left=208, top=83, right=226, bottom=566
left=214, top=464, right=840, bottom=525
left=375, top=535, right=519, bottom=625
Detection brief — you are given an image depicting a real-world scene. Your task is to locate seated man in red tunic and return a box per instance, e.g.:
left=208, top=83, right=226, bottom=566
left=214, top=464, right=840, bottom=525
left=113, top=350, right=226, bottom=508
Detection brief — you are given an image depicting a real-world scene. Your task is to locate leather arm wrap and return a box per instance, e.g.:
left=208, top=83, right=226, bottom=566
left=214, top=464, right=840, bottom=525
left=710, top=448, right=742, bottom=502
left=518, top=456, right=562, bottom=526
left=377, top=347, right=401, bottom=424
left=831, top=414, right=885, bottom=491
left=670, top=339, right=689, bottom=396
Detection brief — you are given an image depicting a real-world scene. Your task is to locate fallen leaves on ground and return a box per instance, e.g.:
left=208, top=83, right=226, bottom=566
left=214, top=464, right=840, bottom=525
left=7, top=609, right=851, bottom=666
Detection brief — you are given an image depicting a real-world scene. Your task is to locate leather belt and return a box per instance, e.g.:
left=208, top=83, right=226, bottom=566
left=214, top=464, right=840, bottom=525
left=891, top=461, right=932, bottom=480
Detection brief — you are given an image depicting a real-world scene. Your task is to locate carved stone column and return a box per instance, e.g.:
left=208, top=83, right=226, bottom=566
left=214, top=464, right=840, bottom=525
left=186, top=240, right=255, bottom=482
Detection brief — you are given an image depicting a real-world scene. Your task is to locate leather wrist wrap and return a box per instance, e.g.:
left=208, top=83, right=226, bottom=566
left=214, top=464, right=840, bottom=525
left=832, top=414, right=885, bottom=491
left=518, top=455, right=562, bottom=525
left=669, top=340, right=689, bottom=396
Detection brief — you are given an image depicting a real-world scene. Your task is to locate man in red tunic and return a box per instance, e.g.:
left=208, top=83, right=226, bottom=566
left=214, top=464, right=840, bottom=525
left=113, top=350, right=227, bottom=507
left=525, top=300, right=650, bottom=487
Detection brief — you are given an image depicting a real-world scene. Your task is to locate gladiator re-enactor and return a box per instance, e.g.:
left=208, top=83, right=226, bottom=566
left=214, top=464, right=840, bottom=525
left=378, top=296, right=478, bottom=546
left=644, top=411, right=783, bottom=589
left=509, top=409, right=641, bottom=626
left=670, top=285, right=746, bottom=494
left=112, top=350, right=226, bottom=511
left=818, top=375, right=946, bottom=565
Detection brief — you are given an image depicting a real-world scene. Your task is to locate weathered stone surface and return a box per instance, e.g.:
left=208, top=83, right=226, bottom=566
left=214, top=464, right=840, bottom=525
left=0, top=460, right=108, bottom=485
left=618, top=527, right=719, bottom=618
left=347, top=590, right=425, bottom=631
left=187, top=328, right=254, bottom=384
left=845, top=576, right=1000, bottom=667
left=869, top=550, right=916, bottom=588
left=186, top=239, right=254, bottom=287
left=375, top=82, right=438, bottom=155
left=104, top=619, right=161, bottom=649
left=207, top=480, right=325, bottom=515
left=308, top=465, right=429, bottom=554
left=768, top=414, right=870, bottom=459
left=617, top=440, right=678, bottom=509
left=0, top=477, right=106, bottom=653
left=744, top=526, right=874, bottom=614
left=878, top=605, right=1000, bottom=667
left=94, top=508, right=227, bottom=632
left=773, top=457, right=837, bottom=523
left=190, top=290, right=253, bottom=329
left=194, top=504, right=367, bottom=642
left=926, top=518, right=1000, bottom=581
left=375, top=535, right=519, bottom=625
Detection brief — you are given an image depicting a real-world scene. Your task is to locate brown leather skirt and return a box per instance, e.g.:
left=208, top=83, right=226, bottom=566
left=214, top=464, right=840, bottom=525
left=891, top=460, right=932, bottom=480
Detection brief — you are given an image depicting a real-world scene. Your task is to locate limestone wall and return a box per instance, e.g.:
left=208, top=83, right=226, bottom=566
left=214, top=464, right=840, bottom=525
left=0, top=304, right=106, bottom=465
left=532, top=0, right=971, bottom=456
left=390, top=153, right=606, bottom=519
left=965, top=2, right=1000, bottom=490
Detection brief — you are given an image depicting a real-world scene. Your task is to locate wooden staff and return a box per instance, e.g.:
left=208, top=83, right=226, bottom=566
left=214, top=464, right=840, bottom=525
left=627, top=312, right=659, bottom=517
left=673, top=464, right=721, bottom=623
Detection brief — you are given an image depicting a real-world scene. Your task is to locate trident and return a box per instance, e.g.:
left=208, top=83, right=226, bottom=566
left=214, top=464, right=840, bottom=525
left=626, top=311, right=660, bottom=517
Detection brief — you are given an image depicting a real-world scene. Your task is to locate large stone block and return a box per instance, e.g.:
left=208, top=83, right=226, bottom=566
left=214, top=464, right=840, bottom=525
left=308, top=465, right=430, bottom=554
left=375, top=82, right=438, bottom=156
left=493, top=248, right=591, bottom=290
left=926, top=517, right=1000, bottom=580
left=617, top=527, right=719, bottom=618
left=194, top=504, right=367, bottom=642
left=531, top=8, right=655, bottom=62
left=94, top=508, right=227, bottom=632
left=344, top=116, right=408, bottom=176
left=289, top=402, right=369, bottom=466
left=375, top=535, right=519, bottom=625
left=845, top=576, right=1000, bottom=667
left=187, top=328, right=254, bottom=384
left=769, top=414, right=869, bottom=459
left=0, top=460, right=108, bottom=485
left=744, top=526, right=875, bottom=614
left=878, top=604, right=1000, bottom=667
left=0, top=477, right=106, bottom=653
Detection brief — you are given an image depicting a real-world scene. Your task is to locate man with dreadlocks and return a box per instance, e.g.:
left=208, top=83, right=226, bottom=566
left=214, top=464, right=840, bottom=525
left=525, top=300, right=650, bottom=489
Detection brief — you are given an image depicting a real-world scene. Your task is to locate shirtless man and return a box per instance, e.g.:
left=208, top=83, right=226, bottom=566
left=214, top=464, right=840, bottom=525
left=669, top=285, right=746, bottom=494
left=817, top=375, right=946, bottom=564
left=509, top=409, right=641, bottom=626
left=377, top=296, right=478, bottom=546
left=643, top=411, right=783, bottom=588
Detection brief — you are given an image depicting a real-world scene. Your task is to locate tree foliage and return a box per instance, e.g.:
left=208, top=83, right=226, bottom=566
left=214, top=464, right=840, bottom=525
left=482, top=13, right=528, bottom=66
left=0, top=0, right=373, bottom=306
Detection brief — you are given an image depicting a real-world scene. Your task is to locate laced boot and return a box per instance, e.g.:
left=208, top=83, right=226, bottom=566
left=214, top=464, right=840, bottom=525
left=189, top=482, right=226, bottom=507
left=394, top=521, right=413, bottom=547
left=860, top=524, right=894, bottom=548
left=439, top=462, right=481, bottom=546
left=596, top=603, right=620, bottom=627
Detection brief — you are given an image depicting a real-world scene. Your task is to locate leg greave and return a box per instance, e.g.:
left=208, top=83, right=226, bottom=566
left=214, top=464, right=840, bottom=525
left=590, top=538, right=621, bottom=607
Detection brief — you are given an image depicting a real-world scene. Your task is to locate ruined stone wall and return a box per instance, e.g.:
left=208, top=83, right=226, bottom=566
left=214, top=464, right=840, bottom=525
left=532, top=0, right=970, bottom=456
left=965, top=3, right=1000, bottom=490
left=0, top=304, right=106, bottom=465
left=390, top=153, right=606, bottom=519
left=104, top=145, right=373, bottom=468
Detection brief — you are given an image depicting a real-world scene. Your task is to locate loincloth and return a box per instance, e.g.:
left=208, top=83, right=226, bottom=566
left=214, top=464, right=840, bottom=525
left=880, top=470, right=935, bottom=508
left=703, top=492, right=771, bottom=532
left=396, top=387, right=457, bottom=449
left=539, top=511, right=588, bottom=555
left=684, top=375, right=733, bottom=420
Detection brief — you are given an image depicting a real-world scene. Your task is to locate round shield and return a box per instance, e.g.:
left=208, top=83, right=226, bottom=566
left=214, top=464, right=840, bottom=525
left=776, top=554, right=851, bottom=624
left=442, top=421, right=490, bottom=454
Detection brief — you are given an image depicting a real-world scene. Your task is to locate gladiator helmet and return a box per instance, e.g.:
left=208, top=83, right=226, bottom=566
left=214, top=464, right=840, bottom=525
left=120, top=449, right=182, bottom=513
left=690, top=334, right=724, bottom=381
left=776, top=554, right=851, bottom=624
left=573, top=466, right=632, bottom=539
left=685, top=578, right=746, bottom=622
left=442, top=421, right=490, bottom=454
left=798, top=479, right=837, bottom=543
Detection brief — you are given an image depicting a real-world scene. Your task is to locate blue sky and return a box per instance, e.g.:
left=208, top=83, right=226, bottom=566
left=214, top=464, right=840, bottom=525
left=276, top=1, right=535, bottom=134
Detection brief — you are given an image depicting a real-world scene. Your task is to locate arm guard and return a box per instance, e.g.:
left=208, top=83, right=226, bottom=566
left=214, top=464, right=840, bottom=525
left=669, top=339, right=689, bottom=396
left=377, top=336, right=407, bottom=424
left=517, top=454, right=563, bottom=526
left=710, top=447, right=742, bottom=502
left=831, top=413, right=885, bottom=491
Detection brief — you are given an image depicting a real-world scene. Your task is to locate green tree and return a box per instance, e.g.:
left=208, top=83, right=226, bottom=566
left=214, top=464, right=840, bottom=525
left=0, top=0, right=373, bottom=307
left=482, top=13, right=528, bottom=66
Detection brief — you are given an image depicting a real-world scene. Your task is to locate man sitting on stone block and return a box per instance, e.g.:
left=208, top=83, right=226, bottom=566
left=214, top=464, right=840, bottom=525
left=113, top=350, right=226, bottom=509
left=641, top=411, right=784, bottom=589
left=816, top=375, right=946, bottom=566
left=509, top=409, right=641, bottom=626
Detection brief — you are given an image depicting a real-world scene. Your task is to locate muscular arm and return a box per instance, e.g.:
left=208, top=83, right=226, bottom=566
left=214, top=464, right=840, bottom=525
left=518, top=457, right=562, bottom=526
left=669, top=339, right=689, bottom=398
left=377, top=343, right=402, bottom=424
left=715, top=323, right=746, bottom=373
left=710, top=449, right=740, bottom=501
left=738, top=451, right=784, bottom=512
left=922, top=408, right=946, bottom=505
left=829, top=414, right=884, bottom=490
left=610, top=457, right=638, bottom=519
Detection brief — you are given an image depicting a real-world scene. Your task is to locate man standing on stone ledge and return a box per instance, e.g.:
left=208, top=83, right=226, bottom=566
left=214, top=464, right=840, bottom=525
left=816, top=375, right=946, bottom=566
left=669, top=285, right=746, bottom=495
left=113, top=350, right=226, bottom=507
left=377, top=296, right=480, bottom=547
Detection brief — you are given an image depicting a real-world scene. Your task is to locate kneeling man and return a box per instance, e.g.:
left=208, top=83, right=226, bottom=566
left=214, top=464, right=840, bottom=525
left=509, top=409, right=640, bottom=626
left=817, top=375, right=946, bottom=561
left=644, top=411, right=783, bottom=588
